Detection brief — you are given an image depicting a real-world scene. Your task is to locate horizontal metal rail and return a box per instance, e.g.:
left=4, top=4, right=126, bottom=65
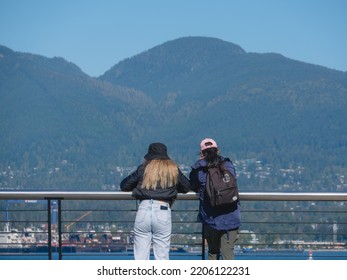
left=1, top=191, right=347, bottom=201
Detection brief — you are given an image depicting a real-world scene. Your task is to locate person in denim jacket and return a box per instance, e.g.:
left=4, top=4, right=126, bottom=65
left=190, top=138, right=241, bottom=260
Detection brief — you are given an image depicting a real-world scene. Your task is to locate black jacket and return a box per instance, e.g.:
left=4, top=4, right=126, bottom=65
left=120, top=164, right=191, bottom=205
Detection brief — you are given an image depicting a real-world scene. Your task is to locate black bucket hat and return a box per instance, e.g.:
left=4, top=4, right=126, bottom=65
left=144, top=142, right=170, bottom=160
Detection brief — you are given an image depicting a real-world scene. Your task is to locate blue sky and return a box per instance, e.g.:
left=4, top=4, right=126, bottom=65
left=1, top=0, right=346, bottom=77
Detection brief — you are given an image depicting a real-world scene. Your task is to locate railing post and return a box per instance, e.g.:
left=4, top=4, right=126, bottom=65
left=47, top=199, right=52, bottom=260
left=202, top=224, right=205, bottom=260
left=58, top=199, right=62, bottom=260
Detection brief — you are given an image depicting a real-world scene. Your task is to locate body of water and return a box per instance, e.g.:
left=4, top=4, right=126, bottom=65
left=1, top=250, right=346, bottom=260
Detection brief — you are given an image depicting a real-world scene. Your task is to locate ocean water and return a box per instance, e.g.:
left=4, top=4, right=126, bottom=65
left=1, top=250, right=346, bottom=260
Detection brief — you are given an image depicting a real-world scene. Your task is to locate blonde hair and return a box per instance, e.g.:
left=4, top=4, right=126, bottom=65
left=141, top=159, right=179, bottom=190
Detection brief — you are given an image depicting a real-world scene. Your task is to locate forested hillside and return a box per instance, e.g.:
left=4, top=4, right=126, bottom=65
left=1, top=37, right=346, bottom=191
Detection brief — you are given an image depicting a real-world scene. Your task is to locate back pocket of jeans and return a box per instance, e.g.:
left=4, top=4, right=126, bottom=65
left=155, top=209, right=171, bottom=225
left=135, top=208, right=147, bottom=224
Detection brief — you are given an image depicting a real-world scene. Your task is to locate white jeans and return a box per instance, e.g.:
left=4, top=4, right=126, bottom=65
left=134, top=199, right=172, bottom=260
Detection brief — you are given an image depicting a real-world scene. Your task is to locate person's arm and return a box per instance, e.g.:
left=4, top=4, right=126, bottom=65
left=120, top=165, right=143, bottom=191
left=177, top=169, right=191, bottom=193
left=189, top=168, right=201, bottom=192
left=223, top=160, right=236, bottom=177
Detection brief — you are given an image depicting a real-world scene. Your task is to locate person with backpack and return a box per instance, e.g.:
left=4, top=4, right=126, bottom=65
left=120, top=142, right=191, bottom=260
left=189, top=138, right=241, bottom=260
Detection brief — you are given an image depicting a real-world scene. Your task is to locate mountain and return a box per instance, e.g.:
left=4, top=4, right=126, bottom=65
left=100, top=36, right=347, bottom=168
left=1, top=37, right=346, bottom=190
left=0, top=45, right=156, bottom=167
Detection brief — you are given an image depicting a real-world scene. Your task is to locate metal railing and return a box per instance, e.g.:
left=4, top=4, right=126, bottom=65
left=1, top=191, right=346, bottom=260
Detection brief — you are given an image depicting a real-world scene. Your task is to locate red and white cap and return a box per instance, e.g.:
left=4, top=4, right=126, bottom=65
left=200, top=138, right=218, bottom=151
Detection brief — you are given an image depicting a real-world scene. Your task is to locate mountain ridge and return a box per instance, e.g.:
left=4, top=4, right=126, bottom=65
left=0, top=37, right=346, bottom=190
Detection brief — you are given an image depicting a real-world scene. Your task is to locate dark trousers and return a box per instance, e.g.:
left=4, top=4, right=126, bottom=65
left=204, top=224, right=239, bottom=260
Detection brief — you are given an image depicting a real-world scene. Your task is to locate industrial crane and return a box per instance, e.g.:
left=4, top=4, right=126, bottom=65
left=64, top=211, right=93, bottom=232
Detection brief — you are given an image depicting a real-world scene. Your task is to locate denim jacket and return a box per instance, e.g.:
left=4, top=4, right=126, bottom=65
left=189, top=157, right=241, bottom=231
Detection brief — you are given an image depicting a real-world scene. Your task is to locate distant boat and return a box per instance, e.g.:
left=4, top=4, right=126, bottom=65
left=170, top=246, right=188, bottom=253
left=0, top=223, right=22, bottom=249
